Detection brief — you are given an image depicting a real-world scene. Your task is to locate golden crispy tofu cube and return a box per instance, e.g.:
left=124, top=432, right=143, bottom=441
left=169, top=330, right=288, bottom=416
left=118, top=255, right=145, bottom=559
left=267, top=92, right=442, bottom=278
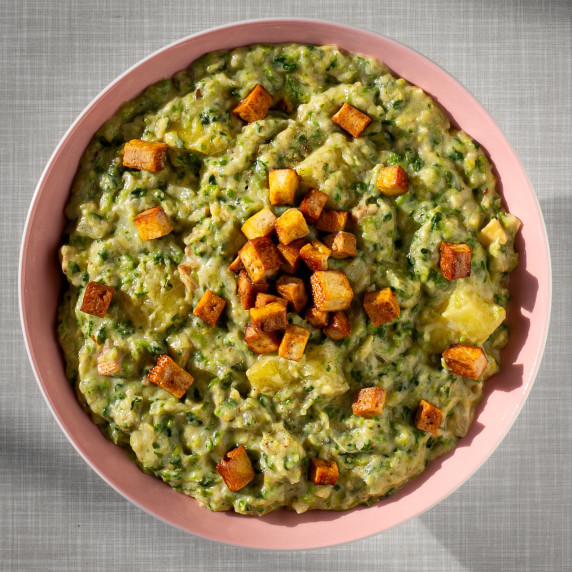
left=478, top=219, right=508, bottom=247
left=133, top=206, right=173, bottom=241
left=80, top=281, right=114, bottom=318
left=315, top=209, right=349, bottom=233
left=376, top=165, right=409, bottom=196
left=232, top=84, right=273, bottom=123
left=443, top=344, right=488, bottom=380
left=323, top=231, right=357, bottom=259
left=122, top=139, right=168, bottom=172
left=276, top=276, right=308, bottom=313
left=305, top=306, right=329, bottom=328
left=216, top=446, right=255, bottom=491
left=308, top=458, right=339, bottom=486
left=244, top=323, right=281, bottom=354
left=414, top=400, right=443, bottom=436
left=299, top=188, right=328, bottom=223
left=352, top=387, right=387, bottom=418
left=274, top=208, right=310, bottom=245
left=229, top=255, right=244, bottom=274
left=310, top=270, right=354, bottom=312
left=237, top=270, right=269, bottom=310
left=254, top=293, right=288, bottom=308
left=249, top=301, right=288, bottom=332
left=331, top=103, right=372, bottom=138
left=241, top=208, right=277, bottom=240
left=193, top=289, right=226, bottom=326
left=363, top=288, right=400, bottom=327
left=96, top=343, right=122, bottom=376
left=269, top=169, right=299, bottom=205
left=277, top=238, right=307, bottom=274
left=279, top=324, right=310, bottom=361
left=300, top=240, right=331, bottom=272
left=324, top=311, right=351, bottom=341
left=147, top=354, right=194, bottom=399
left=440, top=242, right=472, bottom=280
left=239, top=237, right=282, bottom=283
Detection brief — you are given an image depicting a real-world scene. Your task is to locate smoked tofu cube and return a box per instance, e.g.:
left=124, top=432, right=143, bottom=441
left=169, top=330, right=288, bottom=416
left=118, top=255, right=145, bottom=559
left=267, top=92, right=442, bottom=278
left=440, top=242, right=472, bottom=280
left=315, top=209, right=348, bottom=233
left=268, top=169, right=299, bottom=205
left=254, top=293, right=287, bottom=308
left=249, top=301, right=288, bottom=332
left=299, top=188, right=328, bottom=223
left=363, top=288, right=400, bottom=327
left=323, top=231, right=357, bottom=258
left=193, top=289, right=226, bottom=326
left=414, top=400, right=443, bottom=436
left=443, top=344, right=488, bottom=380
left=310, top=270, right=354, bottom=312
left=331, top=103, right=372, bottom=138
left=305, top=306, right=329, bottom=328
left=80, top=281, right=114, bottom=318
left=239, top=237, right=282, bottom=283
left=241, top=208, right=277, bottom=240
left=376, top=165, right=409, bottom=196
left=276, top=276, right=308, bottom=313
left=133, top=206, right=173, bottom=241
left=122, top=139, right=167, bottom=172
left=147, top=354, right=194, bottom=399
left=300, top=240, right=331, bottom=271
left=229, top=255, right=244, bottom=274
left=277, top=238, right=307, bottom=274
left=324, top=311, right=351, bottom=341
left=244, top=323, right=281, bottom=354
left=308, top=458, right=339, bottom=486
left=274, top=208, right=310, bottom=245
left=278, top=324, right=310, bottom=361
left=352, top=387, right=387, bottom=418
left=237, top=270, right=269, bottom=310
left=232, top=84, right=273, bottom=123
left=478, top=219, right=508, bottom=247
left=216, top=446, right=255, bottom=491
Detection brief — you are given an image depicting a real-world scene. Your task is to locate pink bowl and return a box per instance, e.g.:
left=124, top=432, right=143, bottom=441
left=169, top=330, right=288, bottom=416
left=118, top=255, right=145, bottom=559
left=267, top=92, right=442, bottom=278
left=20, top=19, right=551, bottom=549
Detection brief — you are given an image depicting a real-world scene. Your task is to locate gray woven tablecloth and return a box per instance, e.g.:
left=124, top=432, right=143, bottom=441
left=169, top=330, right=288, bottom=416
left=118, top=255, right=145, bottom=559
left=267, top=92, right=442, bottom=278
left=2, top=1, right=571, bottom=570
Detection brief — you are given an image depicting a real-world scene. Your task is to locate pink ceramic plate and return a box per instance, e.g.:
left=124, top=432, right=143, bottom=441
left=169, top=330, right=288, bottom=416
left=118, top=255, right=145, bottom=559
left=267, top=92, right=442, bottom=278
left=19, top=19, right=551, bottom=549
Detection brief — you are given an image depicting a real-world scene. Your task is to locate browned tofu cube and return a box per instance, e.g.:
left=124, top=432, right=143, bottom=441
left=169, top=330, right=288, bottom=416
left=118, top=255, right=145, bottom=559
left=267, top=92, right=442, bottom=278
left=443, top=344, right=488, bottom=380
left=276, top=276, right=308, bottom=313
left=239, top=237, right=282, bottom=283
left=315, top=209, right=349, bottom=233
left=363, top=288, right=400, bottom=327
left=300, top=240, right=331, bottom=272
left=440, top=242, right=472, bottom=280
left=324, top=311, right=351, bottom=341
left=96, top=344, right=122, bottom=376
left=323, top=231, right=357, bottom=258
left=232, top=84, right=273, bottom=123
left=133, top=206, right=173, bottom=241
left=277, top=238, right=307, bottom=274
left=249, top=301, right=288, bottom=332
left=331, top=103, right=371, bottom=138
left=269, top=169, right=299, bottom=205
left=80, top=281, right=114, bottom=318
left=237, top=270, right=269, bottom=310
left=147, top=354, right=194, bottom=399
left=254, top=293, right=288, bottom=308
left=414, top=400, right=443, bottom=436
left=229, top=255, right=244, bottom=274
left=216, top=446, right=255, bottom=491
left=193, top=289, right=226, bottom=326
left=305, top=306, right=329, bottom=328
left=274, top=208, right=310, bottom=245
left=310, top=270, right=354, bottom=312
left=308, top=458, right=339, bottom=486
left=376, top=165, right=409, bottom=196
left=123, top=139, right=167, bottom=172
left=241, top=208, right=277, bottom=240
left=244, top=323, right=281, bottom=354
left=279, top=324, right=310, bottom=361
left=299, top=188, right=328, bottom=223
left=352, top=387, right=387, bottom=418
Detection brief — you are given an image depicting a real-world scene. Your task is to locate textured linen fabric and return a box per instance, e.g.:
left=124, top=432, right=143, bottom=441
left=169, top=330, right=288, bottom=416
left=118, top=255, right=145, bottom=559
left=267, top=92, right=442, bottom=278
left=2, top=0, right=571, bottom=570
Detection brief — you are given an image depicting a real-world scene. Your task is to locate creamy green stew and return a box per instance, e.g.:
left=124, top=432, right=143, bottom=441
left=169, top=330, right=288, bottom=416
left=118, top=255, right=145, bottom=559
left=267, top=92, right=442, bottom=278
left=58, top=44, right=519, bottom=514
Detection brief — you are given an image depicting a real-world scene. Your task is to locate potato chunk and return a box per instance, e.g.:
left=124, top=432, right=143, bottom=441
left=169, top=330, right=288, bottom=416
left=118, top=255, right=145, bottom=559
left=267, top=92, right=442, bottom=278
left=216, top=446, right=255, bottom=491
left=193, top=289, right=226, bottom=326
left=278, top=324, right=310, bottom=361
left=308, top=458, right=339, bottom=485
left=440, top=242, right=472, bottom=280
left=133, top=206, right=173, bottom=241
left=300, top=240, right=331, bottom=271
left=331, top=103, right=371, bottom=138
left=80, top=281, right=114, bottom=318
left=274, top=208, right=310, bottom=245
left=323, top=231, right=357, bottom=258
left=148, top=354, right=194, bottom=399
left=352, top=387, right=387, bottom=418
left=305, top=306, right=329, bottom=328
left=310, top=270, right=354, bottom=312
left=277, top=238, right=307, bottom=274
left=237, top=270, right=268, bottom=310
left=363, top=288, right=400, bottom=327
left=414, top=400, right=443, bottom=436
left=254, top=293, right=288, bottom=308
left=376, top=165, right=409, bottom=196
left=324, top=311, right=351, bottom=341
left=249, top=301, right=288, bottom=332
left=478, top=219, right=508, bottom=247
left=443, top=344, right=488, bottom=380
left=241, top=208, right=277, bottom=240
left=315, top=209, right=348, bottom=233
left=276, top=276, right=308, bottom=313
left=96, top=343, right=122, bottom=376
left=232, top=84, right=273, bottom=123
left=239, top=237, right=282, bottom=283
left=269, top=169, right=299, bottom=205
left=122, top=139, right=167, bottom=172
left=299, top=188, right=328, bottom=223
left=244, top=323, right=281, bottom=354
